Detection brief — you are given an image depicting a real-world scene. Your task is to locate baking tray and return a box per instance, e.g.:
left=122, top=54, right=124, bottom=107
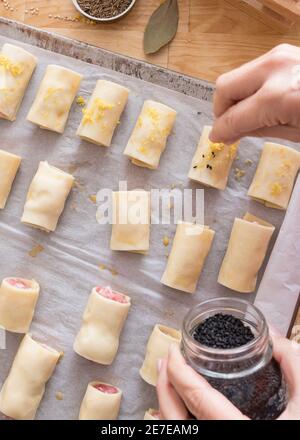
left=0, top=18, right=213, bottom=100
left=0, top=18, right=298, bottom=420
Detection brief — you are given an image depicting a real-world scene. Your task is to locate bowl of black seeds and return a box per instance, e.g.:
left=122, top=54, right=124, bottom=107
left=72, top=0, right=137, bottom=22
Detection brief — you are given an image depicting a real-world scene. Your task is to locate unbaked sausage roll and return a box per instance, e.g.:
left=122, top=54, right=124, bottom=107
left=0, top=44, right=37, bottom=121
left=144, top=408, right=159, bottom=420
left=247, top=142, right=300, bottom=210
left=110, top=190, right=151, bottom=253
left=74, top=286, right=131, bottom=365
left=140, top=324, right=181, bottom=386
left=0, top=334, right=60, bottom=420
left=188, top=125, right=239, bottom=190
left=123, top=100, right=177, bottom=169
left=21, top=161, right=74, bottom=232
left=0, top=278, right=40, bottom=333
left=79, top=382, right=122, bottom=420
left=0, top=149, right=21, bottom=209
left=218, top=213, right=275, bottom=293
left=161, top=222, right=215, bottom=293
left=27, top=65, right=82, bottom=133
left=76, top=79, right=129, bottom=146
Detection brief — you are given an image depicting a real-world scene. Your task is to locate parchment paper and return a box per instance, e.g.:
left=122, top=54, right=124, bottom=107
left=0, top=34, right=298, bottom=420
left=255, top=175, right=300, bottom=336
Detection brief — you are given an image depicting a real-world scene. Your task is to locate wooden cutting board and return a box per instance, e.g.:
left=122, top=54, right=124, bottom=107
left=2, top=0, right=300, bottom=82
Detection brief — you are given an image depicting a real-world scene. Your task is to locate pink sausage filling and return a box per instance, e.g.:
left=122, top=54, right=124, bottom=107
left=96, top=286, right=128, bottom=304
left=93, top=383, right=118, bottom=394
left=7, top=278, right=32, bottom=289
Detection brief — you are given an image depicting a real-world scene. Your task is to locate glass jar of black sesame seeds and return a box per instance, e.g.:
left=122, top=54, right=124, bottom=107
left=181, top=298, right=288, bottom=420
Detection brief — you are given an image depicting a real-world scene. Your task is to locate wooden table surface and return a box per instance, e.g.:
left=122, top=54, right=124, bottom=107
left=1, top=0, right=299, bottom=334
left=3, top=0, right=300, bottom=82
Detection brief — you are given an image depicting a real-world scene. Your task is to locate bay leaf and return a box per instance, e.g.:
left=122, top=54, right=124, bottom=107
left=144, top=0, right=179, bottom=55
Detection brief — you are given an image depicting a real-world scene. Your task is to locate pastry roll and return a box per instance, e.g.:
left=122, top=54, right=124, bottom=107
left=144, top=408, right=159, bottom=420
left=247, top=142, right=300, bottom=210
left=0, top=278, right=40, bottom=333
left=188, top=125, right=239, bottom=190
left=0, top=44, right=37, bottom=121
left=0, top=149, right=21, bottom=209
left=123, top=100, right=177, bottom=169
left=76, top=79, right=129, bottom=146
left=79, top=382, right=122, bottom=420
left=27, top=65, right=82, bottom=133
left=74, top=286, right=131, bottom=365
left=0, top=334, right=60, bottom=420
left=161, top=222, right=215, bottom=293
left=110, top=190, right=151, bottom=253
left=218, top=213, right=275, bottom=293
left=21, top=161, right=74, bottom=232
left=140, top=324, right=181, bottom=386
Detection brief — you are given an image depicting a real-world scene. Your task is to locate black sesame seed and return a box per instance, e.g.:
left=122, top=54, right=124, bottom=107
left=193, top=165, right=197, bottom=169
left=192, top=313, right=255, bottom=349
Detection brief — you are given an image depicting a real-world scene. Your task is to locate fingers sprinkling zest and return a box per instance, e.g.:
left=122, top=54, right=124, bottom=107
left=212, top=44, right=300, bottom=143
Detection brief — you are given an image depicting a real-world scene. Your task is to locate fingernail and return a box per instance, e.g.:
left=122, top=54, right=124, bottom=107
left=157, top=358, right=163, bottom=372
left=208, top=131, right=217, bottom=142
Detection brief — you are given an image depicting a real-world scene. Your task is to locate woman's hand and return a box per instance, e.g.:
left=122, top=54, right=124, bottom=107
left=156, top=336, right=300, bottom=420
left=210, top=44, right=300, bottom=144
left=273, top=336, right=300, bottom=420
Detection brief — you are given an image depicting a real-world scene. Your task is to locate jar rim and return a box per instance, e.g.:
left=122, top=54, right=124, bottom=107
left=182, top=297, right=268, bottom=357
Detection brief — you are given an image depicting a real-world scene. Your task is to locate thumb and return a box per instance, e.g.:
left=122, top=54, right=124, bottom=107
left=272, top=336, right=300, bottom=398
left=231, top=125, right=300, bottom=143
left=210, top=91, right=268, bottom=144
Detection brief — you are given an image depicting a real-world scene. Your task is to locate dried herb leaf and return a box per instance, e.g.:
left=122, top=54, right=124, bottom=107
left=144, top=0, right=179, bottom=55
